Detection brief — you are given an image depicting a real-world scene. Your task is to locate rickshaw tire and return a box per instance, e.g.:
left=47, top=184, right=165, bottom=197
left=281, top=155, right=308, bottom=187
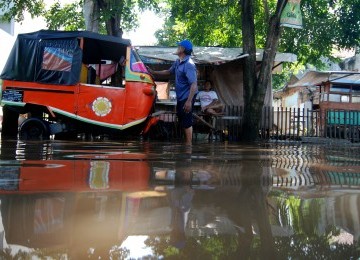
left=19, top=118, right=50, bottom=141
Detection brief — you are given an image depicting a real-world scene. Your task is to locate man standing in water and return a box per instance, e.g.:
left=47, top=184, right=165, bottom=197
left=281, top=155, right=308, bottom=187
left=148, top=40, right=198, bottom=145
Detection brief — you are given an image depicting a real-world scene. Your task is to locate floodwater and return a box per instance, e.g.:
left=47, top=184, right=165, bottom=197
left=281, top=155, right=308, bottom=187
left=0, top=139, right=360, bottom=259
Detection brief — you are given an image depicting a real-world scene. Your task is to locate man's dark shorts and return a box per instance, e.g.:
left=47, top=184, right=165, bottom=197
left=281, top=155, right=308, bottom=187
left=177, top=99, right=195, bottom=129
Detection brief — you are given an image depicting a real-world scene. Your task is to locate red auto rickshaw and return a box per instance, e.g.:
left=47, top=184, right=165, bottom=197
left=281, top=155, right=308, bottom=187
left=0, top=30, right=156, bottom=139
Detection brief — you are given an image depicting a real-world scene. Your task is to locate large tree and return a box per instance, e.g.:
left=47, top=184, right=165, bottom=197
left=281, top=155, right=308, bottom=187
left=241, top=0, right=287, bottom=140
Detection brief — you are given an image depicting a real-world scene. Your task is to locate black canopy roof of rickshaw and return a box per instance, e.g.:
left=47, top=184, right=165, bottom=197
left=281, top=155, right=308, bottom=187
left=18, top=30, right=131, bottom=63
left=0, top=30, right=131, bottom=85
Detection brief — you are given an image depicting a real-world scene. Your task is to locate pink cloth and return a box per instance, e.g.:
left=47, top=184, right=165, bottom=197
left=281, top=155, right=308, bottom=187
left=131, top=62, right=147, bottom=73
left=96, top=63, right=118, bottom=80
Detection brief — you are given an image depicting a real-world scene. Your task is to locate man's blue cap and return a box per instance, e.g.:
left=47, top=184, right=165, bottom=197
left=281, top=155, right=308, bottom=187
left=177, top=39, right=193, bottom=51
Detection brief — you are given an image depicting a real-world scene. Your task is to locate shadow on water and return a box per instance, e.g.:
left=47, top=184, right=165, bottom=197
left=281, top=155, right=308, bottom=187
left=0, top=139, right=359, bottom=259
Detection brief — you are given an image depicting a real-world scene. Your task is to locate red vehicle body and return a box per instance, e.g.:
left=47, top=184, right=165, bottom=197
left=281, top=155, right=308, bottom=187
left=0, top=30, right=156, bottom=139
left=0, top=157, right=150, bottom=193
left=0, top=156, right=158, bottom=252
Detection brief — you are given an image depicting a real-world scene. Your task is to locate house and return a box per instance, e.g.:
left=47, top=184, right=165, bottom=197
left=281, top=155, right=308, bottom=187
left=276, top=70, right=360, bottom=139
left=286, top=71, right=360, bottom=111
left=273, top=71, right=325, bottom=110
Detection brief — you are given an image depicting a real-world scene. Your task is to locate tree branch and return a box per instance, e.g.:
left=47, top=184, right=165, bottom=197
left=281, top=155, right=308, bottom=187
left=256, top=0, right=288, bottom=103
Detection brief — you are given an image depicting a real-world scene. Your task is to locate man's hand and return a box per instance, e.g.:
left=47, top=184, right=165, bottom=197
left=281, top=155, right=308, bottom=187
left=183, top=100, right=192, bottom=113
left=184, top=100, right=192, bottom=113
left=146, top=66, right=154, bottom=75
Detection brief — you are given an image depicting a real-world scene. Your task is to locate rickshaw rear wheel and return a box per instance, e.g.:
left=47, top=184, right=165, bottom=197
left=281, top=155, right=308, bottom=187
left=19, top=118, right=50, bottom=140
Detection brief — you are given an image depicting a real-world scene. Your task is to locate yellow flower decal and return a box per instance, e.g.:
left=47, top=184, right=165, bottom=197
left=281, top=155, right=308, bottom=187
left=89, top=161, right=109, bottom=189
left=92, top=97, right=112, bottom=117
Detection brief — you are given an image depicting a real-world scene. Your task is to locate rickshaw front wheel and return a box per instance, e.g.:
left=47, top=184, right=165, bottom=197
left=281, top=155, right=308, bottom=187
left=19, top=118, right=50, bottom=140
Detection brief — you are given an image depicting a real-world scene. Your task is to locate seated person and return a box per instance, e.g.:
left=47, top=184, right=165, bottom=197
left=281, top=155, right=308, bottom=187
left=196, top=81, right=224, bottom=116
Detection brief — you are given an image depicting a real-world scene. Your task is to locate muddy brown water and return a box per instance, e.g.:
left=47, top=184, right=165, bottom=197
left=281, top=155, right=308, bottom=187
left=0, top=139, right=359, bottom=259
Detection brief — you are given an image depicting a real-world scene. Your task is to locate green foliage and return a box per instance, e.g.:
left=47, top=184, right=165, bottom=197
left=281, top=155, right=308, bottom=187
left=272, top=73, right=291, bottom=90
left=156, top=0, right=243, bottom=47
left=145, top=235, right=239, bottom=259
left=43, top=1, right=85, bottom=31
left=274, top=195, right=324, bottom=236
left=42, top=0, right=161, bottom=33
left=0, top=0, right=44, bottom=22
left=156, top=0, right=360, bottom=70
left=279, top=0, right=336, bottom=68
left=275, top=233, right=360, bottom=259
left=0, top=0, right=161, bottom=35
left=333, top=0, right=360, bottom=48
left=144, top=223, right=360, bottom=259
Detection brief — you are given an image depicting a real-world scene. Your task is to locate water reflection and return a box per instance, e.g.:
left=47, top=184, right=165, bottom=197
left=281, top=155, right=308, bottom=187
left=0, top=140, right=359, bottom=259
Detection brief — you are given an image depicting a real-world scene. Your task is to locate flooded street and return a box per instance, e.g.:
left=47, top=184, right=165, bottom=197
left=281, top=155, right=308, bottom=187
left=0, top=139, right=360, bottom=259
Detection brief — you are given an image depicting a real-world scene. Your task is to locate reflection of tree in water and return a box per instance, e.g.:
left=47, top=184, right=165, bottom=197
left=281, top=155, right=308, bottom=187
left=143, top=157, right=360, bottom=259
left=145, top=235, right=238, bottom=259
left=0, top=246, right=130, bottom=259
left=144, top=194, right=360, bottom=259
left=144, top=156, right=277, bottom=259
left=275, top=232, right=360, bottom=259
left=273, top=194, right=323, bottom=236
left=271, top=194, right=360, bottom=259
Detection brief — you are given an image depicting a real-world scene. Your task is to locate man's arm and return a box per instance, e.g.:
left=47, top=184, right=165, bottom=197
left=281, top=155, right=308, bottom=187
left=147, top=66, right=171, bottom=77
left=151, top=69, right=171, bottom=76
left=183, top=81, right=198, bottom=113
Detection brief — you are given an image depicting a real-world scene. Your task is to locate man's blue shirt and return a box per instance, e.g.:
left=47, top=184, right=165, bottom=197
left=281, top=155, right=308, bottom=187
left=169, top=55, right=197, bottom=101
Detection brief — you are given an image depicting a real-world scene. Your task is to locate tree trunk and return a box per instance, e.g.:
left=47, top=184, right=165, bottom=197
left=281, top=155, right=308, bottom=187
left=105, top=16, right=123, bottom=37
left=98, top=0, right=124, bottom=37
left=84, top=0, right=124, bottom=37
left=241, top=0, right=288, bottom=141
left=241, top=0, right=259, bottom=141
left=83, top=0, right=100, bottom=32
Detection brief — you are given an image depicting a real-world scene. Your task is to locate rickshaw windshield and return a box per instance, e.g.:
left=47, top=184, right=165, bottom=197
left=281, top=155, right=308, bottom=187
left=130, top=49, right=149, bottom=74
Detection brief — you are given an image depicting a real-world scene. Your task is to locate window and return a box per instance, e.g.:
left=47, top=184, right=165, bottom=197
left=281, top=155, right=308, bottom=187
left=352, top=85, right=360, bottom=94
left=351, top=86, right=360, bottom=103
left=341, top=95, right=350, bottom=102
left=328, top=94, right=340, bottom=102
left=328, top=94, right=349, bottom=102
left=330, top=85, right=350, bottom=93
left=352, top=96, right=360, bottom=103
left=130, top=49, right=148, bottom=73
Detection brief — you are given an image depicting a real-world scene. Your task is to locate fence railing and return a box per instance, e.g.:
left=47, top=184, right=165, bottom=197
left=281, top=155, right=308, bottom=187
left=268, top=107, right=360, bottom=142
left=154, top=106, right=360, bottom=142
left=270, top=107, right=320, bottom=140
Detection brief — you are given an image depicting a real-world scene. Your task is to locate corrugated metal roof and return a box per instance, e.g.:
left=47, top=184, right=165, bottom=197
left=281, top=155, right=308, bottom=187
left=330, top=73, right=360, bottom=84
left=289, top=71, right=360, bottom=87
left=136, top=46, right=297, bottom=65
